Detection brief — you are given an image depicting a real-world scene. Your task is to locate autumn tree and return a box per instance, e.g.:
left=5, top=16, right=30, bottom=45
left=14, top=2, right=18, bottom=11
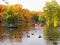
left=0, top=4, right=7, bottom=20
left=3, top=6, right=18, bottom=25
left=22, top=9, right=32, bottom=23
left=12, top=4, right=22, bottom=13
left=30, top=11, right=38, bottom=23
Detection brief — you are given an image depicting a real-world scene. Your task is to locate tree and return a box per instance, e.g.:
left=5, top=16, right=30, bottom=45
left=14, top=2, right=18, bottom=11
left=43, top=0, right=60, bottom=28
left=43, top=0, right=60, bottom=41
left=39, top=15, right=45, bottom=24
left=12, top=4, right=22, bottom=13
left=3, top=6, right=18, bottom=25
left=32, top=14, right=39, bottom=23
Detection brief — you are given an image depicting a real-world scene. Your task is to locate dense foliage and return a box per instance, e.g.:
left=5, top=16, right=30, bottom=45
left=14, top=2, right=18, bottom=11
left=43, top=0, right=60, bottom=41
left=0, top=4, right=43, bottom=24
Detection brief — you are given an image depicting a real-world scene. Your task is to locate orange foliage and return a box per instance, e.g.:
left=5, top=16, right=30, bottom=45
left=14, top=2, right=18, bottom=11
left=12, top=4, right=22, bottom=13
left=0, top=4, right=7, bottom=20
left=20, top=9, right=32, bottom=22
left=0, top=26, right=6, bottom=41
left=0, top=4, right=7, bottom=16
left=0, top=4, right=44, bottom=23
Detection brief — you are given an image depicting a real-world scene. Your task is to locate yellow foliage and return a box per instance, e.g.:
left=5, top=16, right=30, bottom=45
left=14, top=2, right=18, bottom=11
left=54, top=16, right=58, bottom=28
left=0, top=4, right=44, bottom=23
left=0, top=4, right=7, bottom=16
left=12, top=4, right=22, bottom=13
left=18, top=9, right=32, bottom=22
left=54, top=20, right=57, bottom=28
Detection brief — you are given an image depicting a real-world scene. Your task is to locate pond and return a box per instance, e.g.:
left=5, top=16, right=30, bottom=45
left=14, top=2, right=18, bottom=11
left=0, top=24, right=60, bottom=45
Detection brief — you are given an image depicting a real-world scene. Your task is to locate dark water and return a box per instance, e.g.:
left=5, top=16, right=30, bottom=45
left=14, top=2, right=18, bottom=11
left=0, top=25, right=60, bottom=45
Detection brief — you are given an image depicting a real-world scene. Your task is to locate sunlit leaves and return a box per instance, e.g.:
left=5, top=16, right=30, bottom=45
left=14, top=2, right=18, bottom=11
left=12, top=4, right=22, bottom=13
left=43, top=0, right=60, bottom=27
left=43, top=0, right=60, bottom=42
left=3, top=5, right=18, bottom=24
left=54, top=16, right=58, bottom=28
left=0, top=4, right=7, bottom=16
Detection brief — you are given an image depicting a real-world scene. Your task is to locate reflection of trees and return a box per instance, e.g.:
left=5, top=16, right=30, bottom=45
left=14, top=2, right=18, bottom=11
left=8, top=24, right=31, bottom=42
left=11, top=31, right=22, bottom=42
left=0, top=21, right=31, bottom=42
left=44, top=25, right=59, bottom=45
left=0, top=26, right=6, bottom=41
left=44, top=25, right=59, bottom=40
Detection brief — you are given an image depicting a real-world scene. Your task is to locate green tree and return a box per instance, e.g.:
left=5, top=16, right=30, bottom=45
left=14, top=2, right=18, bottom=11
left=3, top=6, right=18, bottom=25
left=39, top=16, right=46, bottom=25
left=43, top=0, right=60, bottom=42
left=32, top=15, right=39, bottom=23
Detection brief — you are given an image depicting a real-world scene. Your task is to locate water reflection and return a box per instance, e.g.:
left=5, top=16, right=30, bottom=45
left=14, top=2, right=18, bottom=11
left=0, top=26, right=6, bottom=41
left=0, top=24, right=60, bottom=45
left=0, top=24, right=32, bottom=42
left=44, top=25, right=60, bottom=45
